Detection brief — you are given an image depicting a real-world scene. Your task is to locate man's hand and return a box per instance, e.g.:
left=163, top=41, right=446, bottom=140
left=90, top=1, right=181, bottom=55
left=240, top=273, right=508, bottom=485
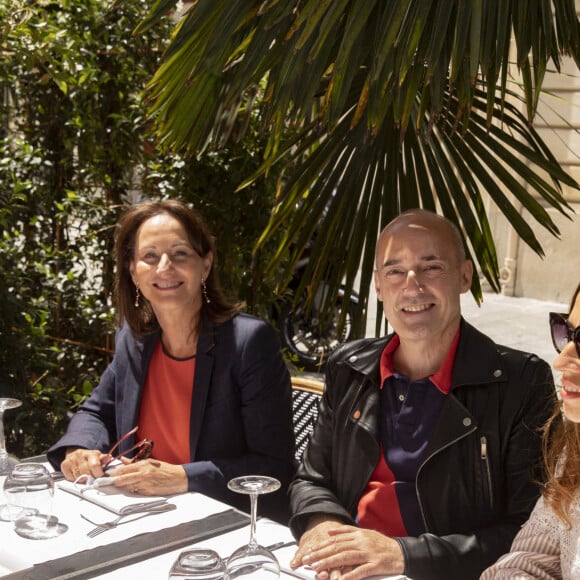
left=291, top=516, right=345, bottom=572
left=292, top=518, right=405, bottom=580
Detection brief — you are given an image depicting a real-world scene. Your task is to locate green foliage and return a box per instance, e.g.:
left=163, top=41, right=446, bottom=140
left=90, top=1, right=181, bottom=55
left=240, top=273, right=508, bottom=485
left=0, top=0, right=283, bottom=457
left=138, top=0, right=579, bottom=337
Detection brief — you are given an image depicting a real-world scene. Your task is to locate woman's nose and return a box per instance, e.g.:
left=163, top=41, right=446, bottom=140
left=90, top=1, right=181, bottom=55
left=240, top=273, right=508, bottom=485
left=157, top=253, right=172, bottom=271
left=553, top=340, right=579, bottom=368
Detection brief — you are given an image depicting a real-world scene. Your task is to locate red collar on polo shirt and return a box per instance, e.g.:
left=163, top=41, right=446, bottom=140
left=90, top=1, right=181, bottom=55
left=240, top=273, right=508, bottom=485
left=379, top=328, right=461, bottom=394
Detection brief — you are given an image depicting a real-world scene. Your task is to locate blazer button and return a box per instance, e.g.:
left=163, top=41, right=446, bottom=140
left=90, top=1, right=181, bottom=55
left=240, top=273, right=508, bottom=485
left=493, top=369, right=502, bottom=378
left=463, top=417, right=472, bottom=427
left=349, top=355, right=358, bottom=363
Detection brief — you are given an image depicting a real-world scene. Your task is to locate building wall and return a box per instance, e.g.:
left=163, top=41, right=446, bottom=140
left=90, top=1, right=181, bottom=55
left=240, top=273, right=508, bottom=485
left=175, top=1, right=578, bottom=302
left=485, top=202, right=579, bottom=303
left=483, top=15, right=580, bottom=303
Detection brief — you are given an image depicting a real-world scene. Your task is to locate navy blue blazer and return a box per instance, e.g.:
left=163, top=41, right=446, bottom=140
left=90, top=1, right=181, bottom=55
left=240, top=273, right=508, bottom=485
left=47, top=313, right=295, bottom=520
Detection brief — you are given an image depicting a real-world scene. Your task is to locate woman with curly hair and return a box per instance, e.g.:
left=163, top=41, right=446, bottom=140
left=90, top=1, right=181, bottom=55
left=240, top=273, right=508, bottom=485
left=481, top=282, right=580, bottom=579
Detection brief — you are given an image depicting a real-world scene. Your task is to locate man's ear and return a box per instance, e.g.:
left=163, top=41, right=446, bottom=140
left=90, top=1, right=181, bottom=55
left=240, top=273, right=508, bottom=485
left=460, top=260, right=473, bottom=293
left=374, top=269, right=383, bottom=302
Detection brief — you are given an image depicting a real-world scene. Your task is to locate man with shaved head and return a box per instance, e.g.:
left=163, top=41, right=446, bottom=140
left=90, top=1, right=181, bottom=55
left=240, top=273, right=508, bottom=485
left=289, top=210, right=555, bottom=580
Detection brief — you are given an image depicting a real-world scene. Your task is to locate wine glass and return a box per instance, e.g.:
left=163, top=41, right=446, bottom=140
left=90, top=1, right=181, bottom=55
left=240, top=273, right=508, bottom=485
left=226, top=475, right=281, bottom=579
left=10, top=463, right=68, bottom=539
left=169, top=548, right=229, bottom=579
left=0, top=398, right=22, bottom=476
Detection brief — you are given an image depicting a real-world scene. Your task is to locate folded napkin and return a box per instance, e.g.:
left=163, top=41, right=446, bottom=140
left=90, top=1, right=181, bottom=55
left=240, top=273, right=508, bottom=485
left=57, top=479, right=171, bottom=514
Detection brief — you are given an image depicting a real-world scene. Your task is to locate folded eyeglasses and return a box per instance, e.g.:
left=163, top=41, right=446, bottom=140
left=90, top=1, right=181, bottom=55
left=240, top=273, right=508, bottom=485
left=73, top=426, right=153, bottom=491
left=100, top=425, right=153, bottom=471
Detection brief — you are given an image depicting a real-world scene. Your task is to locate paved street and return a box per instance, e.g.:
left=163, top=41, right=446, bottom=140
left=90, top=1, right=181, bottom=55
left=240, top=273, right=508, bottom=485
left=364, top=290, right=569, bottom=384
left=460, top=292, right=566, bottom=381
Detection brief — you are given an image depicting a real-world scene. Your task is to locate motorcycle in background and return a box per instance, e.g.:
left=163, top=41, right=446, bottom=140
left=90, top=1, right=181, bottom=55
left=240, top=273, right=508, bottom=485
left=273, top=261, right=360, bottom=373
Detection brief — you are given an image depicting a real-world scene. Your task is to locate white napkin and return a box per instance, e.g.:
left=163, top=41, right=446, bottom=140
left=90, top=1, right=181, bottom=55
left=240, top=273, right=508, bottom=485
left=57, top=479, right=171, bottom=514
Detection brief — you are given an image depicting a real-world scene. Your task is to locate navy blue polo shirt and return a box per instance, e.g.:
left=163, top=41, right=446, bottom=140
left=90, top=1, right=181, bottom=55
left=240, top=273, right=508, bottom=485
left=357, top=330, right=460, bottom=536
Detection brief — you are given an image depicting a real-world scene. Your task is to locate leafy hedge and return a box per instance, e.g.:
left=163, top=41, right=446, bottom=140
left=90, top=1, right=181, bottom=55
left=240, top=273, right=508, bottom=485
left=0, top=0, right=284, bottom=458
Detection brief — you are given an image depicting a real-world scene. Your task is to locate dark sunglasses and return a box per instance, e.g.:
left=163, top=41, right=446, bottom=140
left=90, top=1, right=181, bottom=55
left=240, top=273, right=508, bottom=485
left=101, top=426, right=153, bottom=471
left=549, top=312, right=580, bottom=357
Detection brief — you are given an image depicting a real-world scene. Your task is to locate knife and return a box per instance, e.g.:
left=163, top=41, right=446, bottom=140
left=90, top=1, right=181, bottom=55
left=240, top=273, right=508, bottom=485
left=265, top=540, right=297, bottom=552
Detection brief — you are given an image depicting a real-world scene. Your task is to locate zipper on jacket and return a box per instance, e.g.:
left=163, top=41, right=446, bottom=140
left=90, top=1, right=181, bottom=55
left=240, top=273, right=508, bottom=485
left=415, top=423, right=476, bottom=529
left=481, top=435, right=494, bottom=510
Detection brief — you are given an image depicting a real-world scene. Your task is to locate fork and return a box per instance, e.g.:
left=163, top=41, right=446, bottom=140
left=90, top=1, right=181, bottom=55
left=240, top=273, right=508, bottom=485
left=81, top=503, right=176, bottom=537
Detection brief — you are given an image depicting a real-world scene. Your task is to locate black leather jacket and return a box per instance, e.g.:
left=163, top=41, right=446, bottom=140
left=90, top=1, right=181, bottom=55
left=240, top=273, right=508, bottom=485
left=289, top=320, right=556, bottom=580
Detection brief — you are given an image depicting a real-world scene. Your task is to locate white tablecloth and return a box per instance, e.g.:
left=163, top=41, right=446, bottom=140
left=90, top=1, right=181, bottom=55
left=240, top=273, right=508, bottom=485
left=0, top=472, right=406, bottom=579
left=0, top=474, right=237, bottom=577
left=96, top=518, right=312, bottom=579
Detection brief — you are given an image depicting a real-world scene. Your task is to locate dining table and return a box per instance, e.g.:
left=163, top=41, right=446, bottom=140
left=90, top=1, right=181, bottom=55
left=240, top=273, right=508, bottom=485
left=0, top=463, right=406, bottom=579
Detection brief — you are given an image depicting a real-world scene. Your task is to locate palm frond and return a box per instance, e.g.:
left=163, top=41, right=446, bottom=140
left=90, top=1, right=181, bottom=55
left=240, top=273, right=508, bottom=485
left=138, top=0, right=580, bottom=334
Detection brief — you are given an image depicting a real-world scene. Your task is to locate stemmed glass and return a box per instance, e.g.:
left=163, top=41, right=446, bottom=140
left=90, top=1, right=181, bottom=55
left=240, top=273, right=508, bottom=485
left=226, top=475, right=281, bottom=578
left=0, top=398, right=22, bottom=476
left=10, top=463, right=68, bottom=539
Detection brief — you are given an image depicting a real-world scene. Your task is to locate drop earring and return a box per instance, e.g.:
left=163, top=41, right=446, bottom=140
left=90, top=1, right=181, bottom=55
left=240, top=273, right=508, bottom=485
left=201, top=278, right=210, bottom=304
left=134, top=286, right=141, bottom=308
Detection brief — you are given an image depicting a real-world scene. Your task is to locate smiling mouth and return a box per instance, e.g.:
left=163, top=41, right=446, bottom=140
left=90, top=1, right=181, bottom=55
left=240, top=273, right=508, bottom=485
left=402, top=303, right=433, bottom=313
left=154, top=282, right=182, bottom=289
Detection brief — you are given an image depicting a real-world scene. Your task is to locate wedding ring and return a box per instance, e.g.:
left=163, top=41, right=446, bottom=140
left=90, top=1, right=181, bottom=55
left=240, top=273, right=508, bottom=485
left=132, top=487, right=138, bottom=493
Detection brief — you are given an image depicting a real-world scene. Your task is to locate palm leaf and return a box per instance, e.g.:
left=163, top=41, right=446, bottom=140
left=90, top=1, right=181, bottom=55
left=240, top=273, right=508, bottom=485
left=138, top=0, right=580, bottom=334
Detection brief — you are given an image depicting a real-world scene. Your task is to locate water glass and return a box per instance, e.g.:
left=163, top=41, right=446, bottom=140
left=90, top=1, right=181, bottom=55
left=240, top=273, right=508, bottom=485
left=168, top=548, right=228, bottom=579
left=0, top=482, right=38, bottom=522
left=8, top=463, right=68, bottom=539
left=0, top=398, right=22, bottom=476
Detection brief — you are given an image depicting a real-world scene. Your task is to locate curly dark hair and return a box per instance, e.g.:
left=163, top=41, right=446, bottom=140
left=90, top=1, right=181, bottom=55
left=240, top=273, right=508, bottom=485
left=114, top=199, right=243, bottom=336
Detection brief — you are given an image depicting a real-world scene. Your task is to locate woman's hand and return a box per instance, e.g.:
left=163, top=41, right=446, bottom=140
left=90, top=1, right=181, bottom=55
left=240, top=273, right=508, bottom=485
left=61, top=447, right=107, bottom=481
left=108, top=458, right=188, bottom=496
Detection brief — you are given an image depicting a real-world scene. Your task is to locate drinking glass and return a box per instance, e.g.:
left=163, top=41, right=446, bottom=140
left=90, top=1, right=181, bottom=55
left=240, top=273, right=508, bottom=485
left=10, top=463, right=68, bottom=539
left=226, top=475, right=281, bottom=578
left=0, top=398, right=22, bottom=476
left=169, top=548, right=228, bottom=579
left=0, top=477, right=38, bottom=522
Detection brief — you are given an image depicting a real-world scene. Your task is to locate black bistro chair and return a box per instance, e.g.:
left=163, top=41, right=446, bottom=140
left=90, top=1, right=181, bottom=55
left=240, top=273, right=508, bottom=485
left=291, top=376, right=324, bottom=463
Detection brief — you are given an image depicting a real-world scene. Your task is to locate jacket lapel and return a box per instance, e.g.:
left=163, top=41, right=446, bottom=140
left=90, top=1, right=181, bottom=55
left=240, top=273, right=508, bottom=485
left=121, top=331, right=158, bottom=452
left=425, top=319, right=505, bottom=456
left=189, top=325, right=216, bottom=459
left=451, top=319, right=507, bottom=388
